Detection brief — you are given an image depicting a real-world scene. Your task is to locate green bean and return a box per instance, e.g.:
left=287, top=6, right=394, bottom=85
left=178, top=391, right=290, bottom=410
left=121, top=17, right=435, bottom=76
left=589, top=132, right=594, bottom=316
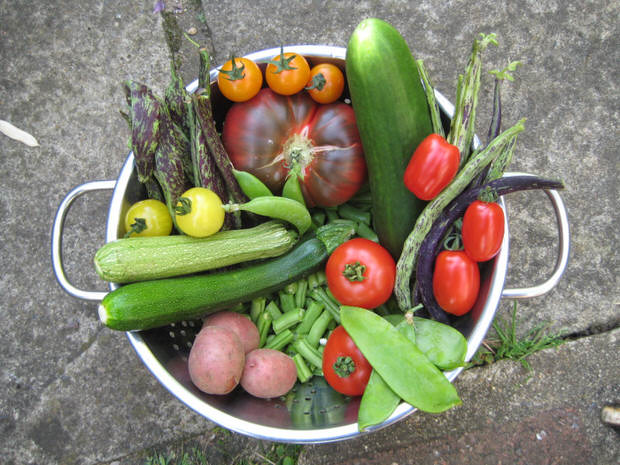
left=310, top=287, right=341, bottom=323
left=296, top=300, right=324, bottom=335
left=223, top=196, right=312, bottom=235
left=250, top=297, right=266, bottom=323
left=282, top=172, right=306, bottom=206
left=307, top=309, right=333, bottom=347
left=394, top=119, right=525, bottom=310
left=416, top=59, right=445, bottom=137
left=284, top=282, right=297, bottom=295
left=257, top=311, right=272, bottom=348
left=293, top=353, right=314, bottom=383
left=324, top=207, right=340, bottom=223
left=266, top=329, right=295, bottom=351
left=265, top=301, right=282, bottom=321
left=232, top=168, right=273, bottom=199
left=341, top=306, right=461, bottom=413
left=448, top=33, right=498, bottom=166
left=338, top=203, right=371, bottom=225
left=279, top=291, right=296, bottom=313
left=311, top=210, right=326, bottom=228
left=292, top=338, right=323, bottom=369
left=294, top=279, right=308, bottom=308
left=356, top=222, right=379, bottom=242
left=273, top=308, right=304, bottom=334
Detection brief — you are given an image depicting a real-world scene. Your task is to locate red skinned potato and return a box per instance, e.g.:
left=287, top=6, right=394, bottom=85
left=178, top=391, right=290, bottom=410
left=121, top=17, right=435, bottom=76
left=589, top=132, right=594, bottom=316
left=188, top=326, right=245, bottom=395
left=202, top=311, right=260, bottom=354
left=240, top=349, right=297, bottom=399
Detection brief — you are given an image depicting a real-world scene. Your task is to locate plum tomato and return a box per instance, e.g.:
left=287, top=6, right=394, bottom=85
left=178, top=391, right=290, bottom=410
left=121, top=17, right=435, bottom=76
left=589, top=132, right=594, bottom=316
left=217, top=56, right=263, bottom=102
left=305, top=63, right=345, bottom=104
left=222, top=88, right=366, bottom=207
left=174, top=187, right=225, bottom=238
left=265, top=47, right=311, bottom=96
left=404, top=133, right=460, bottom=200
left=124, top=199, right=173, bottom=238
left=432, top=250, right=480, bottom=316
left=325, top=238, right=396, bottom=309
left=462, top=200, right=505, bottom=262
left=323, top=325, right=372, bottom=396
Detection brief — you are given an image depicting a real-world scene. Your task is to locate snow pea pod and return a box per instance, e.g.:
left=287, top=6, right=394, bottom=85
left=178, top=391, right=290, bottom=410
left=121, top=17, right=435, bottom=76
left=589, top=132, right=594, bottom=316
left=358, top=314, right=417, bottom=431
left=340, top=306, right=461, bottom=413
left=232, top=168, right=273, bottom=199
left=282, top=172, right=306, bottom=206
left=385, top=315, right=468, bottom=371
left=223, top=196, right=312, bottom=235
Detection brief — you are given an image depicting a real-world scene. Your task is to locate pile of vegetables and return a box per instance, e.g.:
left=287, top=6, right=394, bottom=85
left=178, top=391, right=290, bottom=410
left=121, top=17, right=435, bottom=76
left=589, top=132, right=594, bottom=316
left=94, top=17, right=565, bottom=432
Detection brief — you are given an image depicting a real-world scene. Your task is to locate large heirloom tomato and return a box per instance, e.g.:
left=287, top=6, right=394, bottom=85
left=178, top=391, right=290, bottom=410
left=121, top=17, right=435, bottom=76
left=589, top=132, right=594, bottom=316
left=222, top=88, right=366, bottom=207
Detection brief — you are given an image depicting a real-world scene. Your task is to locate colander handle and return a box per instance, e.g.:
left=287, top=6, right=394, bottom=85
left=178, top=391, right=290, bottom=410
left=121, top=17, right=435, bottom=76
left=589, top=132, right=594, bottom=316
left=51, top=180, right=116, bottom=301
left=501, top=172, right=570, bottom=299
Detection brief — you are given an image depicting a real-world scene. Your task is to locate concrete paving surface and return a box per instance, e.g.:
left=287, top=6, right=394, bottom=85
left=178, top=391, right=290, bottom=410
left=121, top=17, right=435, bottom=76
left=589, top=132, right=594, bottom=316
left=1, top=0, right=618, bottom=464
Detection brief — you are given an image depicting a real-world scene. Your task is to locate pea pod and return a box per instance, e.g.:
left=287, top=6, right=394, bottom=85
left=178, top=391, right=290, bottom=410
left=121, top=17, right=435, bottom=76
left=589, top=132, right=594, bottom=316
left=384, top=315, right=468, bottom=371
left=223, top=196, right=312, bottom=235
left=358, top=314, right=417, bottom=431
left=282, top=172, right=306, bottom=206
left=232, top=168, right=274, bottom=199
left=340, top=306, right=461, bottom=413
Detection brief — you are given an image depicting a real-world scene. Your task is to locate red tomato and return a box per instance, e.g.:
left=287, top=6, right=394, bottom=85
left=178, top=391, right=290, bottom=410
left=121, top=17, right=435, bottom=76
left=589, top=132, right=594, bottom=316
left=322, top=325, right=372, bottom=396
left=404, top=133, right=460, bottom=200
left=462, top=200, right=505, bottom=262
left=432, top=250, right=480, bottom=316
left=325, top=238, right=396, bottom=309
left=217, top=56, right=263, bottom=102
left=265, top=49, right=311, bottom=96
left=305, top=63, right=345, bottom=104
left=222, top=88, right=366, bottom=207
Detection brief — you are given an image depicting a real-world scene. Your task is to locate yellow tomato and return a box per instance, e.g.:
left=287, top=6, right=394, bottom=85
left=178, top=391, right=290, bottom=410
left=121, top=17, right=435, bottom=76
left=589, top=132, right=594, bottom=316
left=174, top=187, right=225, bottom=238
left=124, top=199, right=173, bottom=237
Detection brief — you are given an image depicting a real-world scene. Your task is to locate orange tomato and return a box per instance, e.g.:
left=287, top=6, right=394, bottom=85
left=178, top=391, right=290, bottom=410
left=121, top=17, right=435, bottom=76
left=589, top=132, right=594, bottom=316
left=217, top=56, right=263, bottom=102
left=306, top=63, right=345, bottom=104
left=265, top=47, right=310, bottom=96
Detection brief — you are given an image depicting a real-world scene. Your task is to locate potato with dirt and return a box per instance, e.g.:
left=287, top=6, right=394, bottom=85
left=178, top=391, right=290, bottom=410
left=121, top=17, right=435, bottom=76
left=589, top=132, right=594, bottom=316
left=188, top=325, right=245, bottom=395
left=240, top=348, right=297, bottom=398
left=202, top=311, right=260, bottom=354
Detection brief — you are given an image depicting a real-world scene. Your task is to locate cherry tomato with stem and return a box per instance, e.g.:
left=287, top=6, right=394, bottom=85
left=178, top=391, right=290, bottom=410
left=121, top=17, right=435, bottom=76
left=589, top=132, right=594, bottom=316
left=432, top=250, right=480, bottom=316
left=305, top=63, right=345, bottom=104
left=461, top=199, right=505, bottom=262
left=323, top=325, right=372, bottom=396
left=217, top=56, right=263, bottom=102
left=174, top=187, right=225, bottom=238
left=124, top=199, right=173, bottom=238
left=326, top=238, right=396, bottom=309
left=265, top=46, right=311, bottom=96
left=404, top=133, right=460, bottom=200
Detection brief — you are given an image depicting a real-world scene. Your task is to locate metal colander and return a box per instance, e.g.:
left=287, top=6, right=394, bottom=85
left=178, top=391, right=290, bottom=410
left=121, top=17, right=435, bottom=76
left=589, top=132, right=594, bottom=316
left=51, top=45, right=570, bottom=443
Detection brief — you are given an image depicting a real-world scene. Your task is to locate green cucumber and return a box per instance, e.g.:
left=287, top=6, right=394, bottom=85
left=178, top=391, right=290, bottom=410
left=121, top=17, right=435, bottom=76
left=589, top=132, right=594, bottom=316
left=99, top=236, right=329, bottom=331
left=94, top=220, right=297, bottom=283
left=346, top=18, right=433, bottom=258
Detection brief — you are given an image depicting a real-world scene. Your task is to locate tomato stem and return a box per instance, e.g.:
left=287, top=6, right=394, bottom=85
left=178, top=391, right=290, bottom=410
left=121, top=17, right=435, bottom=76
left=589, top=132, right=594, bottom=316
left=219, top=56, right=246, bottom=81
left=333, top=355, right=356, bottom=378
left=268, top=45, right=298, bottom=74
left=342, top=261, right=366, bottom=282
left=305, top=72, right=326, bottom=91
left=124, top=217, right=147, bottom=238
left=174, top=197, right=192, bottom=216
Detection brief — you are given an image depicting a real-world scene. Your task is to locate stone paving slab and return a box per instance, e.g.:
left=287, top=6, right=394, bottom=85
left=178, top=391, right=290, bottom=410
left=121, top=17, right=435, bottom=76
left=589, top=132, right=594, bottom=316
left=0, top=1, right=618, bottom=464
